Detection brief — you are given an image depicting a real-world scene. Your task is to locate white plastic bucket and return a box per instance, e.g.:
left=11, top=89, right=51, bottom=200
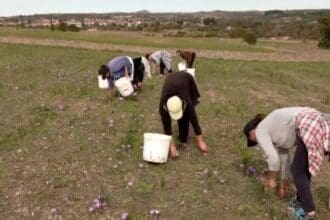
left=98, top=75, right=109, bottom=89
left=186, top=68, right=195, bottom=77
left=143, top=133, right=172, bottom=163
left=114, top=77, right=134, bottom=97
left=178, top=62, right=186, bottom=71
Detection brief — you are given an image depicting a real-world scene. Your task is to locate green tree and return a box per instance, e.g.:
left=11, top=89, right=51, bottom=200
left=50, top=24, right=55, bottom=31
left=67, top=24, right=79, bottom=32
left=318, top=16, right=330, bottom=48
left=203, top=17, right=217, bottom=26
left=229, top=27, right=246, bottom=38
left=57, top=22, right=67, bottom=32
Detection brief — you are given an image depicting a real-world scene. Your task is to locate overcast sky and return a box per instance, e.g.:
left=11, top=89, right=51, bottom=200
left=1, top=0, right=330, bottom=16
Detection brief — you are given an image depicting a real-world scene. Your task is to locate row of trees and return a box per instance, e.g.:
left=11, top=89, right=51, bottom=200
left=44, top=14, right=330, bottom=48
left=51, top=22, right=80, bottom=32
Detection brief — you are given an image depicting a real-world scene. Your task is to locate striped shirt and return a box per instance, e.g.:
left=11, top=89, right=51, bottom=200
left=293, top=107, right=330, bottom=176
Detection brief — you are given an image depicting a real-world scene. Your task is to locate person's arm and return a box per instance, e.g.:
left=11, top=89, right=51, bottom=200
left=142, top=57, right=151, bottom=78
left=169, top=140, right=179, bottom=158
left=159, top=106, right=172, bottom=136
left=159, top=106, right=179, bottom=158
left=108, top=77, right=115, bottom=98
left=255, top=129, right=280, bottom=189
left=108, top=89, right=113, bottom=98
left=186, top=104, right=208, bottom=154
left=124, top=67, right=129, bottom=78
left=196, top=135, right=208, bottom=155
left=150, top=60, right=157, bottom=74
left=188, top=75, right=200, bottom=106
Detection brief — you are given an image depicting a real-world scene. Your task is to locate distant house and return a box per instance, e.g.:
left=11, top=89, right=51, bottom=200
left=51, top=19, right=60, bottom=26
left=30, top=18, right=51, bottom=27
left=0, top=18, right=5, bottom=25
left=84, top=18, right=96, bottom=26
left=67, top=19, right=82, bottom=28
left=135, top=20, right=142, bottom=27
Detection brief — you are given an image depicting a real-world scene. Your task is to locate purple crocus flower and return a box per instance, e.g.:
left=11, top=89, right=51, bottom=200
left=246, top=166, right=256, bottom=175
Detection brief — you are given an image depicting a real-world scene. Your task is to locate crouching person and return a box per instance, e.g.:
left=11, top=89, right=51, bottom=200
left=159, top=71, right=208, bottom=159
left=132, top=56, right=150, bottom=91
left=244, top=107, right=330, bottom=219
left=148, top=50, right=172, bottom=75
left=176, top=49, right=196, bottom=68
left=98, top=56, right=134, bottom=97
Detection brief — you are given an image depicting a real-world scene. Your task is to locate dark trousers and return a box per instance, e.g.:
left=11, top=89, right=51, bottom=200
left=291, top=136, right=315, bottom=213
left=186, top=52, right=196, bottom=68
left=160, top=61, right=165, bottom=75
left=160, top=60, right=172, bottom=75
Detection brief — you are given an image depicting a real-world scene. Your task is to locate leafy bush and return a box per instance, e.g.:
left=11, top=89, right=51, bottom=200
left=204, top=31, right=218, bottom=38
left=67, top=24, right=80, bottom=32
left=229, top=27, right=246, bottom=38
left=244, top=32, right=258, bottom=45
left=57, top=22, right=67, bottom=32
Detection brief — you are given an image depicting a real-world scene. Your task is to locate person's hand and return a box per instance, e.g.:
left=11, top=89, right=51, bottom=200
left=108, top=89, right=113, bottom=98
left=196, top=135, right=208, bottom=155
left=265, top=171, right=277, bottom=190
left=169, top=142, right=179, bottom=159
left=279, top=179, right=289, bottom=199
left=137, top=82, right=142, bottom=89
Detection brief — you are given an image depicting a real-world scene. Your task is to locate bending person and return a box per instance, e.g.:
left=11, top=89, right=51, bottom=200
left=159, top=71, right=208, bottom=159
left=244, top=107, right=330, bottom=219
left=176, top=49, right=196, bottom=68
left=148, top=50, right=172, bottom=75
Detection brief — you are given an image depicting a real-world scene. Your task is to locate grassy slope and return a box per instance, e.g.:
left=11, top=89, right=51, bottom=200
left=0, top=27, right=273, bottom=52
left=0, top=43, right=329, bottom=219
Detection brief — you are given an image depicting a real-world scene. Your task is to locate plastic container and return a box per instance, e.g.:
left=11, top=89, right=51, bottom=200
left=143, top=133, right=172, bottom=163
left=114, top=77, right=134, bottom=97
left=178, top=62, right=186, bottom=71
left=186, top=68, right=195, bottom=77
left=98, top=75, right=109, bottom=89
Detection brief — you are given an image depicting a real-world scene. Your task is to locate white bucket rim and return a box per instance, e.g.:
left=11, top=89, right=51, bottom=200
left=143, top=133, right=172, bottom=141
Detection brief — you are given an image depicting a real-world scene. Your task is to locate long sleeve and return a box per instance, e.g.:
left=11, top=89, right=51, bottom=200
left=186, top=104, right=202, bottom=135
left=159, top=107, right=172, bottom=135
left=141, top=57, right=151, bottom=78
left=255, top=128, right=281, bottom=172
left=108, top=77, right=114, bottom=89
left=188, top=75, right=200, bottom=106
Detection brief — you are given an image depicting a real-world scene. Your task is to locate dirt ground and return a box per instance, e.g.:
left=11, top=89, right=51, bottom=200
left=1, top=36, right=330, bottom=62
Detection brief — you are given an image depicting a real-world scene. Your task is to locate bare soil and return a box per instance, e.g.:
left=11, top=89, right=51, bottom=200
left=1, top=36, right=330, bottom=62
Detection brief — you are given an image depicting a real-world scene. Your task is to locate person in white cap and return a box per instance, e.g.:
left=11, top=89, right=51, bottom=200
left=159, top=71, right=208, bottom=159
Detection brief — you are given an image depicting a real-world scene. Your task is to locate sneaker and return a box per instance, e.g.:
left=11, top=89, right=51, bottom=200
left=289, top=197, right=303, bottom=210
left=302, top=214, right=315, bottom=220
left=293, top=207, right=305, bottom=220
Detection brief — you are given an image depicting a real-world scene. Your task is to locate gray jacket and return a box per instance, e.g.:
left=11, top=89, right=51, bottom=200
left=255, top=107, right=305, bottom=179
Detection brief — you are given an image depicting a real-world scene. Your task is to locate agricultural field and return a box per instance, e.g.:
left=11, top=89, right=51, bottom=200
left=0, top=30, right=330, bottom=219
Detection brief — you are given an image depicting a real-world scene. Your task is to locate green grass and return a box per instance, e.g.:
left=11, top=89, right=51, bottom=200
left=0, top=43, right=329, bottom=219
left=0, top=27, right=273, bottom=52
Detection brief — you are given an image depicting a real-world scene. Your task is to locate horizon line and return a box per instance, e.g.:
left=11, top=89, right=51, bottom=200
left=1, top=8, right=330, bottom=18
